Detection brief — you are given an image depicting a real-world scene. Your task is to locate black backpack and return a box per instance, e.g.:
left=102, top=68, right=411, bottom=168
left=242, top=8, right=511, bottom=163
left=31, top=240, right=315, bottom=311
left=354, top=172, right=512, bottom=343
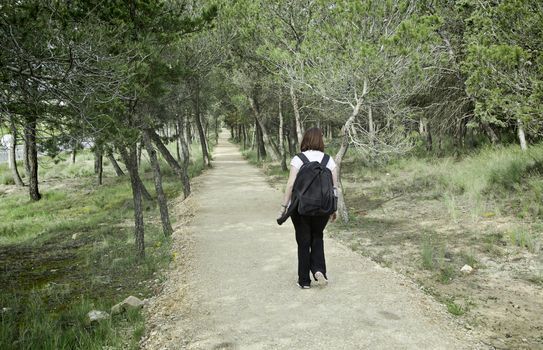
left=292, top=153, right=337, bottom=216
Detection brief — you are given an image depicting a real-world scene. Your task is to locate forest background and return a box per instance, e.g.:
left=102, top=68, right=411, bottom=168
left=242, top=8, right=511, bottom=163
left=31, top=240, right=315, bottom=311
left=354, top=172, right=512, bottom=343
left=0, top=0, right=542, bottom=349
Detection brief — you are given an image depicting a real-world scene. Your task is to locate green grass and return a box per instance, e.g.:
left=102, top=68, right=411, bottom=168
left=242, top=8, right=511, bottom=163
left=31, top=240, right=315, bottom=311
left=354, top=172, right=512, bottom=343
left=1, top=292, right=144, bottom=349
left=0, top=141, right=208, bottom=350
left=420, top=233, right=459, bottom=284
left=459, top=250, right=478, bottom=268
left=421, top=238, right=435, bottom=270
left=344, top=142, right=543, bottom=225
left=445, top=299, right=466, bottom=316
left=508, top=226, right=539, bottom=253
left=241, top=148, right=264, bottom=167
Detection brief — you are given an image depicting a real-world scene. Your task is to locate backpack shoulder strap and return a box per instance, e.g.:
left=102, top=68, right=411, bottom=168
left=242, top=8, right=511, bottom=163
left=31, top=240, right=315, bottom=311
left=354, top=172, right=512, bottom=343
left=297, top=153, right=310, bottom=164
left=320, top=154, right=330, bottom=167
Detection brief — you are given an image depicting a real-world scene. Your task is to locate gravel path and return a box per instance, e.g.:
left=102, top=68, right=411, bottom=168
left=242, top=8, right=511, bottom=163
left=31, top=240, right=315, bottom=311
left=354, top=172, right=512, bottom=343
left=142, top=131, right=481, bottom=350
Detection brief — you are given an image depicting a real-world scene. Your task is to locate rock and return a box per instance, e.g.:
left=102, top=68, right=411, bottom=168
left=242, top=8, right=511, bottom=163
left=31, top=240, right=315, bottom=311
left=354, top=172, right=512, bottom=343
left=111, top=303, right=123, bottom=315
left=123, top=295, right=144, bottom=309
left=461, top=264, right=474, bottom=274
left=87, top=310, right=109, bottom=324
left=111, top=295, right=144, bottom=315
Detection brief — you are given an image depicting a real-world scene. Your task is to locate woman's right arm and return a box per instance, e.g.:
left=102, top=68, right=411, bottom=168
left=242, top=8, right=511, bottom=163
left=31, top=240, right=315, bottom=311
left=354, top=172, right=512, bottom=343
left=277, top=165, right=299, bottom=220
left=282, top=165, right=299, bottom=207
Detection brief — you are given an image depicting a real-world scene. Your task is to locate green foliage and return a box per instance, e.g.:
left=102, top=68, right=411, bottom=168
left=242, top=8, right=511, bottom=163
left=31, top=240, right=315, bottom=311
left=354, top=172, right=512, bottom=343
left=463, top=0, right=543, bottom=136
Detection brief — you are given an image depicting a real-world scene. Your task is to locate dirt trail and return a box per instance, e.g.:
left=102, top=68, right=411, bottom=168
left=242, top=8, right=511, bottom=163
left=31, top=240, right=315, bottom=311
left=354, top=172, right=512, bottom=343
left=142, top=131, right=481, bottom=350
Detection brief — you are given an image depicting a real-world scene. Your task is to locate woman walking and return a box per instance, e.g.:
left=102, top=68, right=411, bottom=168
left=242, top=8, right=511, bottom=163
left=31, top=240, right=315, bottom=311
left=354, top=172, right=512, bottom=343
left=277, top=127, right=338, bottom=289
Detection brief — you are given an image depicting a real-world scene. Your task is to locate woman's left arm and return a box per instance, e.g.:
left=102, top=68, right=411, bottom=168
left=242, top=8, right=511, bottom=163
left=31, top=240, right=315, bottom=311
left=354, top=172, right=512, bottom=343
left=330, top=166, right=339, bottom=222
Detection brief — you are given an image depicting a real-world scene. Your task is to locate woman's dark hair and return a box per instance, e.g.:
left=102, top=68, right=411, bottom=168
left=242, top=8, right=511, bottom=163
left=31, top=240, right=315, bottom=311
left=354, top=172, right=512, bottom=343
left=300, top=127, right=324, bottom=152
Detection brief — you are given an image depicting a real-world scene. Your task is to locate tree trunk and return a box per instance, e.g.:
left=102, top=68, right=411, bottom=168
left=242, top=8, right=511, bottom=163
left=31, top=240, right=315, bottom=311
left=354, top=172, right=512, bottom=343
left=107, top=149, right=125, bottom=176
left=119, top=145, right=145, bottom=259
left=9, top=118, right=24, bottom=187
left=334, top=83, right=367, bottom=223
left=186, top=116, right=192, bottom=144
left=250, top=121, right=256, bottom=150
left=118, top=145, right=153, bottom=202
left=255, top=119, right=266, bottom=161
left=175, top=122, right=181, bottom=163
left=286, top=128, right=294, bottom=156
left=137, top=142, right=143, bottom=168
left=215, top=114, right=219, bottom=144
left=177, top=116, right=191, bottom=199
left=419, top=117, right=426, bottom=135
left=482, top=122, right=499, bottom=144
left=148, top=128, right=183, bottom=173
left=278, top=97, right=287, bottom=171
left=368, top=106, right=375, bottom=145
left=289, top=83, right=304, bottom=145
left=94, top=145, right=103, bottom=185
left=243, top=125, right=248, bottom=149
left=455, top=118, right=467, bottom=150
left=23, top=138, right=30, bottom=179
left=334, top=101, right=363, bottom=223
left=97, top=151, right=103, bottom=185
left=426, top=124, right=433, bottom=152
left=517, top=118, right=528, bottom=151
left=248, top=95, right=280, bottom=161
left=143, top=129, right=173, bottom=236
left=290, top=116, right=299, bottom=153
left=71, top=139, right=78, bottom=164
left=192, top=79, right=211, bottom=167
left=24, top=115, right=40, bottom=201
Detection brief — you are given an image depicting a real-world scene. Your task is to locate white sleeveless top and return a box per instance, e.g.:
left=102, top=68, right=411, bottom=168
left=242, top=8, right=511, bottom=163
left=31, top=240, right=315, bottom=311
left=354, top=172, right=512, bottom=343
left=290, top=150, right=336, bottom=171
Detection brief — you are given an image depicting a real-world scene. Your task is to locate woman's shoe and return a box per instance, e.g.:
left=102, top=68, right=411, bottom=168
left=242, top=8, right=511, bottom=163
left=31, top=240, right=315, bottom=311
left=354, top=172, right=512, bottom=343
left=314, top=271, right=328, bottom=286
left=296, top=282, right=311, bottom=289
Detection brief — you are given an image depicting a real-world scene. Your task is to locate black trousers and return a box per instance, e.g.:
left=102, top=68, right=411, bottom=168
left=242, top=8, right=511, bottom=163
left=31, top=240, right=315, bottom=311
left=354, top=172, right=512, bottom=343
left=291, top=211, right=329, bottom=286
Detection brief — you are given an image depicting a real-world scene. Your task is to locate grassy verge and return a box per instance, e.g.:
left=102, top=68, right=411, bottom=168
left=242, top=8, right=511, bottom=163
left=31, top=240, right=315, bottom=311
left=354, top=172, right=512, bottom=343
left=0, top=142, right=208, bottom=350
left=343, top=143, right=543, bottom=219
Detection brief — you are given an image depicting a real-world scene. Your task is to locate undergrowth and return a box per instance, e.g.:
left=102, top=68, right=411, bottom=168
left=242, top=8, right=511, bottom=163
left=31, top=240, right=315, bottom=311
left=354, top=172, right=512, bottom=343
left=0, top=142, right=209, bottom=350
